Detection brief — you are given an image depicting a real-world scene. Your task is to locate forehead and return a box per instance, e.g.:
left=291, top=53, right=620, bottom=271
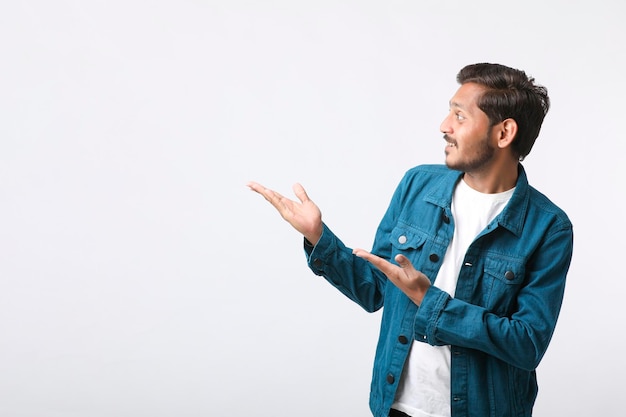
left=449, top=82, right=486, bottom=111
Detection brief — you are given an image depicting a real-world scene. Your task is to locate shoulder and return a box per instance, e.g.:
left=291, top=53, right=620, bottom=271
left=402, top=164, right=458, bottom=183
left=510, top=164, right=573, bottom=233
left=405, top=164, right=452, bottom=176
left=399, top=164, right=461, bottom=190
left=389, top=164, right=460, bottom=205
left=526, top=185, right=573, bottom=229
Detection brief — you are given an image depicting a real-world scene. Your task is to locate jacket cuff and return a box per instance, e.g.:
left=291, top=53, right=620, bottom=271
left=413, top=286, right=449, bottom=345
left=303, top=223, right=334, bottom=276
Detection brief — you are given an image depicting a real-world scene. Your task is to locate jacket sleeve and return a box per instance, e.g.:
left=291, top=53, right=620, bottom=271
left=414, top=223, right=574, bottom=371
left=304, top=224, right=387, bottom=313
left=303, top=171, right=413, bottom=313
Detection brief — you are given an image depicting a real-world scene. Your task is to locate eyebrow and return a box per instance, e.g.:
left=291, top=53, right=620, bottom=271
left=450, top=101, right=465, bottom=110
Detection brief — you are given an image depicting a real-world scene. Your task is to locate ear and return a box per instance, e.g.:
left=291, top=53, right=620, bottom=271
left=495, top=118, right=518, bottom=149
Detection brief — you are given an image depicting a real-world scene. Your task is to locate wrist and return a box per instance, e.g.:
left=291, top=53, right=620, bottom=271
left=304, top=225, right=323, bottom=246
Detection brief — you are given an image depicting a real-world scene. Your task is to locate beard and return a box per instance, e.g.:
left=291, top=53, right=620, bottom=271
left=444, top=130, right=496, bottom=172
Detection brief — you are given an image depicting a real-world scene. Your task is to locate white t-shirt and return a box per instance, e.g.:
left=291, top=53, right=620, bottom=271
left=391, top=179, right=514, bottom=417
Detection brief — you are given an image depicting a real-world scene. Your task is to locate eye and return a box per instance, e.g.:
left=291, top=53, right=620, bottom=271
left=455, top=112, right=465, bottom=121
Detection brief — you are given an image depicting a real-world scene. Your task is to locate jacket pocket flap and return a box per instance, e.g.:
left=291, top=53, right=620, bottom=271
left=390, top=225, right=427, bottom=250
left=484, top=257, right=525, bottom=285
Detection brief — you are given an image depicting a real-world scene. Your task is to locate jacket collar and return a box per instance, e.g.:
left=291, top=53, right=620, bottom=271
left=424, top=164, right=530, bottom=237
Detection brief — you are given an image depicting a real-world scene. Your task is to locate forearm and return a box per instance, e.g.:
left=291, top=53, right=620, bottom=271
left=415, top=223, right=572, bottom=370
left=415, top=287, right=555, bottom=370
left=305, top=224, right=387, bottom=313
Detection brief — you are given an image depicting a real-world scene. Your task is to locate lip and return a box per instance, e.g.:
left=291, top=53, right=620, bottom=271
left=443, top=134, right=456, bottom=147
left=444, top=138, right=456, bottom=155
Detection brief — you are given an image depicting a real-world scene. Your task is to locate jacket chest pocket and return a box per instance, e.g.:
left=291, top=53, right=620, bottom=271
left=389, top=225, right=428, bottom=265
left=482, top=257, right=525, bottom=315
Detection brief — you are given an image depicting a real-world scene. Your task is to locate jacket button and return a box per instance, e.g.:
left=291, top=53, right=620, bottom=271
left=386, top=373, right=395, bottom=384
left=504, top=270, right=515, bottom=280
left=429, top=253, right=439, bottom=262
left=398, top=235, right=407, bottom=244
left=442, top=213, right=450, bottom=224
left=398, top=335, right=408, bottom=344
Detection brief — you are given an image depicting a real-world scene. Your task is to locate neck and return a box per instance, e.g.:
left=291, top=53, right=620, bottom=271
left=463, top=160, right=519, bottom=194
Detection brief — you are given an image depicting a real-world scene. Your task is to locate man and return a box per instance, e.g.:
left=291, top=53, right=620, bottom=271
left=248, top=63, right=573, bottom=417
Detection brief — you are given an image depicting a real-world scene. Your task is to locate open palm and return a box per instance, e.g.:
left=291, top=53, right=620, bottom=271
left=248, top=181, right=323, bottom=245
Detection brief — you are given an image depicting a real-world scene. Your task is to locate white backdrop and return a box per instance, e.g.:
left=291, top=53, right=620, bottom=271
left=1, top=1, right=624, bottom=416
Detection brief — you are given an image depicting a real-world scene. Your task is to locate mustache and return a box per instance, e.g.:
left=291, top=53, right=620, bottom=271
left=443, top=134, right=456, bottom=144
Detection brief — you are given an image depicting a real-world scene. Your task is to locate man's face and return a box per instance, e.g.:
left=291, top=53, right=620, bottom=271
left=440, top=82, right=497, bottom=172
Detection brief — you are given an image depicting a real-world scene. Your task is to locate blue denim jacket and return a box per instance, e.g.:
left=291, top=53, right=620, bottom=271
left=305, top=164, right=573, bottom=417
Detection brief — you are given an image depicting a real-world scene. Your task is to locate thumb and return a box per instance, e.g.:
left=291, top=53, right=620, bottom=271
left=395, top=254, right=415, bottom=271
left=292, top=183, right=311, bottom=203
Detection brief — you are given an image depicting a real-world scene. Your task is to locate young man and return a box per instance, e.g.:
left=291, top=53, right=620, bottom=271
left=248, top=63, right=573, bottom=417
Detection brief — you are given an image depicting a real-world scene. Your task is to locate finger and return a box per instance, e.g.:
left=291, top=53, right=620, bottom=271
left=247, top=182, right=290, bottom=211
left=394, top=254, right=416, bottom=271
left=395, top=254, right=430, bottom=287
left=292, top=183, right=311, bottom=204
left=246, top=181, right=265, bottom=193
left=353, top=248, right=398, bottom=276
left=264, top=189, right=289, bottom=211
left=247, top=181, right=274, bottom=200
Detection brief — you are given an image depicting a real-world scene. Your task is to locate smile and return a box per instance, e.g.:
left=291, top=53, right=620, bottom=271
left=443, top=134, right=456, bottom=147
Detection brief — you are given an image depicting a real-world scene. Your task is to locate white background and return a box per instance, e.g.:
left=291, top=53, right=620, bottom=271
left=0, top=1, right=624, bottom=416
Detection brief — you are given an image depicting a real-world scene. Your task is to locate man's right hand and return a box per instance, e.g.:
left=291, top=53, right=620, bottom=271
left=247, top=181, right=324, bottom=246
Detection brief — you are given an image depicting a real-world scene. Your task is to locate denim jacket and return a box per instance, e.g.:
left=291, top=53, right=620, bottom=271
left=305, top=164, right=573, bottom=417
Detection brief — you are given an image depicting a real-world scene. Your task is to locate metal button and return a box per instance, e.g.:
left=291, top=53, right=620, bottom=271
left=442, top=213, right=450, bottom=224
left=386, top=373, right=395, bottom=384
left=398, top=335, right=408, bottom=344
left=429, top=253, right=439, bottom=262
left=505, top=270, right=515, bottom=280
left=398, top=235, right=407, bottom=244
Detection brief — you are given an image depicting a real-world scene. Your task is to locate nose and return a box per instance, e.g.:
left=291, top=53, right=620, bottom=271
left=440, top=112, right=453, bottom=134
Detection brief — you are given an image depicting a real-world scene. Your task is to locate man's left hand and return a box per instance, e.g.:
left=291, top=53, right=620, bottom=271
left=353, top=249, right=431, bottom=306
